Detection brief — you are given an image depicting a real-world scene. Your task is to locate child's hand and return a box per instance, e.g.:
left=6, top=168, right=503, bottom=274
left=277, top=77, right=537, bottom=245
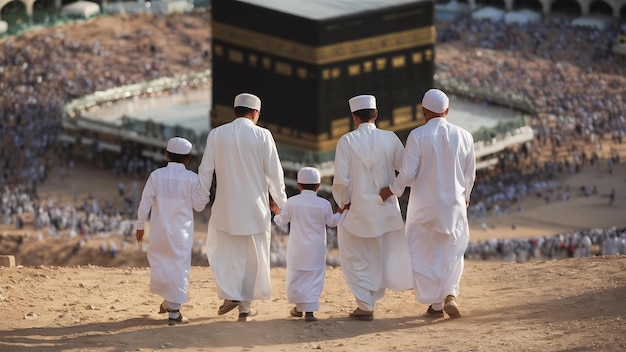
left=338, top=203, right=350, bottom=214
left=379, top=187, right=393, bottom=202
left=136, top=229, right=144, bottom=243
left=269, top=200, right=281, bottom=214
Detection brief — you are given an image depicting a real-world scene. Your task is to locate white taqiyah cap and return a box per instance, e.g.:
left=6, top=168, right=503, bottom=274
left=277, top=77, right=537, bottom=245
left=234, top=93, right=261, bottom=111
left=422, top=89, right=449, bottom=114
left=297, top=167, right=321, bottom=184
left=349, top=95, right=376, bottom=112
left=166, top=137, right=192, bottom=155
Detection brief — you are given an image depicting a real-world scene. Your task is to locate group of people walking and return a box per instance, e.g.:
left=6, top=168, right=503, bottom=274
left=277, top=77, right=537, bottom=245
left=135, top=88, right=476, bottom=325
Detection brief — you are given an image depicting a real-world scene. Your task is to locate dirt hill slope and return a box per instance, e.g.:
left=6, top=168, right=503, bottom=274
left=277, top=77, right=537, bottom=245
left=1, top=256, right=625, bottom=352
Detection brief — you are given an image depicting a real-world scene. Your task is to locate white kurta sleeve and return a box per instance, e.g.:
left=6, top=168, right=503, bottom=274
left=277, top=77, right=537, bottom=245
left=325, top=204, right=341, bottom=228
left=272, top=203, right=291, bottom=227
left=390, top=132, right=419, bottom=197
left=464, top=135, right=476, bottom=202
left=332, top=137, right=351, bottom=208
left=192, top=179, right=209, bottom=212
left=392, top=136, right=404, bottom=173
left=264, top=131, right=287, bottom=209
left=197, top=131, right=215, bottom=199
left=136, top=175, right=156, bottom=230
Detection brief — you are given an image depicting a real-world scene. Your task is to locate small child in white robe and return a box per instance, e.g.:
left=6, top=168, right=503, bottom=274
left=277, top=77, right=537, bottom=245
left=136, top=137, right=208, bottom=325
left=270, top=167, right=343, bottom=322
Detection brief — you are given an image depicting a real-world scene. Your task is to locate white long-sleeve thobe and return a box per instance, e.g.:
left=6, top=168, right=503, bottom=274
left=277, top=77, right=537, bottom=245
left=390, top=117, right=476, bottom=304
left=273, top=190, right=340, bottom=311
left=136, top=162, right=208, bottom=304
left=332, top=123, right=405, bottom=237
left=332, top=122, right=414, bottom=311
left=198, top=117, right=287, bottom=301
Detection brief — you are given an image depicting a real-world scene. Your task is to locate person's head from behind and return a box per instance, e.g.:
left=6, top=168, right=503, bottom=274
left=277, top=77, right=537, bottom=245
left=421, top=89, right=449, bottom=121
left=165, top=137, right=192, bottom=165
left=234, top=93, right=262, bottom=124
left=348, top=95, right=378, bottom=125
left=297, top=167, right=321, bottom=192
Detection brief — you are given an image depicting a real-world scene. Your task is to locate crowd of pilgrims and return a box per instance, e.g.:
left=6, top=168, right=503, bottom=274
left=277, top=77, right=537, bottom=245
left=1, top=13, right=625, bottom=265
left=0, top=12, right=209, bottom=188
left=1, top=183, right=139, bottom=259
left=466, top=227, right=626, bottom=262
left=435, top=15, right=625, bottom=168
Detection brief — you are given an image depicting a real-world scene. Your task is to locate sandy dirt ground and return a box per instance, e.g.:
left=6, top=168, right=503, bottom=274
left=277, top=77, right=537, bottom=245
left=1, top=11, right=626, bottom=352
left=1, top=256, right=625, bottom=351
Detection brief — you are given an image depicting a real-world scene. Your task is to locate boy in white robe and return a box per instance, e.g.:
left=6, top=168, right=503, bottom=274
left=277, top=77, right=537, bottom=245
left=136, top=137, right=209, bottom=325
left=271, top=167, right=342, bottom=322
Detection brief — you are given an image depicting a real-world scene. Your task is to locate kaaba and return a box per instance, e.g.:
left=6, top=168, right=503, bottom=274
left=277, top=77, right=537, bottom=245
left=211, top=0, right=435, bottom=164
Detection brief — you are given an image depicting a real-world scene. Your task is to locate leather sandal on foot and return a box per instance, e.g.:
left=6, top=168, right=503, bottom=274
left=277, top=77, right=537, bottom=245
left=425, top=305, right=444, bottom=318
left=159, top=303, right=170, bottom=314
left=290, top=307, right=303, bottom=318
left=237, top=308, right=258, bottom=322
left=168, top=311, right=189, bottom=325
left=218, top=299, right=241, bottom=315
left=349, top=308, right=374, bottom=321
left=444, top=295, right=461, bottom=318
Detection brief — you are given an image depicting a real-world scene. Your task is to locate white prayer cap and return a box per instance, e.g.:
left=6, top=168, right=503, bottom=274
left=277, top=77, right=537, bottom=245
left=166, top=137, right=192, bottom=155
left=349, top=95, right=376, bottom=112
left=234, top=93, right=261, bottom=111
left=421, top=89, right=449, bottom=114
left=297, top=167, right=321, bottom=184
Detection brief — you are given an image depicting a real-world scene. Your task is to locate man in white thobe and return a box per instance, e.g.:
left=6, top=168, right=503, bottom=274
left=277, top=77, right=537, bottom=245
left=333, top=95, right=414, bottom=321
left=271, top=167, right=342, bottom=322
left=198, top=93, right=287, bottom=321
left=381, top=89, right=476, bottom=319
left=136, top=137, right=209, bottom=325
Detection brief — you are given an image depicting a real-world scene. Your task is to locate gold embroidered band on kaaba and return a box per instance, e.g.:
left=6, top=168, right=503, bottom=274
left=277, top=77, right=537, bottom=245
left=213, top=22, right=435, bottom=65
